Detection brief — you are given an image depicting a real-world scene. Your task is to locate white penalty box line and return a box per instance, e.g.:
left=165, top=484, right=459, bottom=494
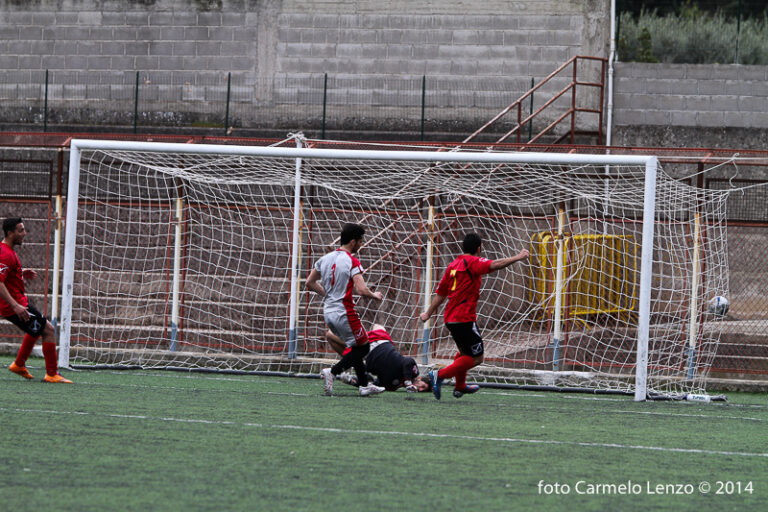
left=2, top=406, right=766, bottom=459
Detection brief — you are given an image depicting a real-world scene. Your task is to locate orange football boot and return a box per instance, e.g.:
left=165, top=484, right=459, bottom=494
left=9, top=362, right=34, bottom=379
left=43, top=374, right=73, bottom=384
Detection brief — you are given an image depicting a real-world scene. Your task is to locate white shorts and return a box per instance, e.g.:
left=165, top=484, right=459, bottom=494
left=324, top=308, right=368, bottom=347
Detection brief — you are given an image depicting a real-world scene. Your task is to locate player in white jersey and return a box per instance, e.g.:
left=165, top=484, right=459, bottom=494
left=306, top=223, right=386, bottom=397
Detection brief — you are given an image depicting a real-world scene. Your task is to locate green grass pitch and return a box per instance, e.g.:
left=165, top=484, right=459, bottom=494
left=1, top=355, right=766, bottom=511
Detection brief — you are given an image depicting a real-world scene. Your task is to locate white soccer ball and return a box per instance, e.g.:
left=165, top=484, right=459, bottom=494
left=708, top=295, right=729, bottom=316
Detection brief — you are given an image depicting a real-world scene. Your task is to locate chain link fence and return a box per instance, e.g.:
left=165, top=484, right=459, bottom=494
left=0, top=71, right=548, bottom=141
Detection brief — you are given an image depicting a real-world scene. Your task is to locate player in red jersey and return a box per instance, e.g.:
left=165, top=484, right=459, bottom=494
left=1, top=218, right=72, bottom=383
left=419, top=233, right=528, bottom=399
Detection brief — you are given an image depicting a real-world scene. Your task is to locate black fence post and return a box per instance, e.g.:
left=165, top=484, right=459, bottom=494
left=321, top=73, right=328, bottom=139
left=420, top=75, right=426, bottom=141
left=735, top=0, right=742, bottom=63
left=43, top=69, right=49, bottom=132
left=224, top=72, right=232, bottom=134
left=133, top=71, right=139, bottom=134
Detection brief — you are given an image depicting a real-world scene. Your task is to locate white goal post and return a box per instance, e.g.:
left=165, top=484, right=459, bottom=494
left=60, top=139, right=728, bottom=401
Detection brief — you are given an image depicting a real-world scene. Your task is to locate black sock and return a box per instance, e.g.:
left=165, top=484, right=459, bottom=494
left=332, top=344, right=370, bottom=387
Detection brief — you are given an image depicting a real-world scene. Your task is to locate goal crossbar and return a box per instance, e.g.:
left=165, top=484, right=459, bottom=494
left=68, top=138, right=658, bottom=166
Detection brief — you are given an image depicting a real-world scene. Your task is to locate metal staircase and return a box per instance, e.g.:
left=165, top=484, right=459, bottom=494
left=463, top=55, right=608, bottom=146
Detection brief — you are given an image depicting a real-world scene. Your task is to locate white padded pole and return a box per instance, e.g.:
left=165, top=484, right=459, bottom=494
left=58, top=144, right=82, bottom=368
left=287, top=137, right=303, bottom=358
left=169, top=196, right=183, bottom=351
left=552, top=207, right=566, bottom=371
left=634, top=157, right=659, bottom=401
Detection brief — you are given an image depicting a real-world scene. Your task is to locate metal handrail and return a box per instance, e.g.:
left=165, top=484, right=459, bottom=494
left=462, top=55, right=608, bottom=146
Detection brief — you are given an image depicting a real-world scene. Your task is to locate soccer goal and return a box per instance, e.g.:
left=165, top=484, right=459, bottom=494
left=60, top=138, right=729, bottom=401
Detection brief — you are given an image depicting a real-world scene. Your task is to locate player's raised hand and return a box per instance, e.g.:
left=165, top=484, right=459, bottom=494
left=517, top=249, right=530, bottom=261
left=419, top=311, right=430, bottom=322
left=371, top=290, right=384, bottom=301
left=22, top=269, right=37, bottom=280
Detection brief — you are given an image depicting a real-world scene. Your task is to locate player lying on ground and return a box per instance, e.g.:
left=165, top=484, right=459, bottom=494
left=326, top=324, right=431, bottom=393
left=1, top=217, right=72, bottom=383
left=306, top=223, right=386, bottom=397
left=419, top=232, right=528, bottom=400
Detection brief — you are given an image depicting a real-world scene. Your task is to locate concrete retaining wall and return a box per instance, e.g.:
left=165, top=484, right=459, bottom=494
left=613, top=62, right=768, bottom=149
left=1, top=1, right=767, bottom=145
left=0, top=0, right=608, bottom=138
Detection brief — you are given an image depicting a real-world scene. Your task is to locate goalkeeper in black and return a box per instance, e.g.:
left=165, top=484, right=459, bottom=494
left=326, top=324, right=430, bottom=392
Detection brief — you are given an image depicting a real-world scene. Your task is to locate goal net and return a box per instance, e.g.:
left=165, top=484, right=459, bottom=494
left=61, top=139, right=729, bottom=400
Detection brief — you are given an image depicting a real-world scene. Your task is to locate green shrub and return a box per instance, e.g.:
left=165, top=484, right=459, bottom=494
left=619, top=9, right=768, bottom=64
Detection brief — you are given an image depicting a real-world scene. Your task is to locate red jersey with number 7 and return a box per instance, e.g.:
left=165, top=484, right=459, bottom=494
left=0, top=242, right=28, bottom=317
left=435, top=254, right=493, bottom=323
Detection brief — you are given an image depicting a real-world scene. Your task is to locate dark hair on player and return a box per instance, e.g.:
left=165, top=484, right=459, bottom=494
left=3, top=218, right=22, bottom=237
left=462, top=232, right=482, bottom=254
left=418, top=375, right=433, bottom=392
left=340, top=223, right=365, bottom=245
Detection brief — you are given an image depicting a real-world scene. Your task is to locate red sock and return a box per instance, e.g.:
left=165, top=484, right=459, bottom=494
left=15, top=334, right=38, bottom=367
left=455, top=355, right=476, bottom=389
left=453, top=352, right=466, bottom=389
left=42, top=342, right=58, bottom=376
left=451, top=352, right=467, bottom=389
left=438, top=352, right=463, bottom=376
left=437, top=355, right=476, bottom=388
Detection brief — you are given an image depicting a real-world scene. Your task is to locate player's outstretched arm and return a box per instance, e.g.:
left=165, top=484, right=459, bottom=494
left=419, top=293, right=446, bottom=322
left=352, top=273, right=383, bottom=300
left=305, top=268, right=325, bottom=296
left=489, top=249, right=530, bottom=272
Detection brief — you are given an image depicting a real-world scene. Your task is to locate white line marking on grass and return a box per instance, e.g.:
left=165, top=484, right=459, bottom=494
left=490, top=391, right=768, bottom=422
left=96, top=371, right=259, bottom=383
left=612, top=410, right=767, bottom=422
left=2, top=406, right=767, bottom=459
left=64, top=379, right=315, bottom=398
left=35, top=376, right=768, bottom=424
left=494, top=390, right=768, bottom=410
left=490, top=401, right=768, bottom=423
left=57, top=370, right=768, bottom=411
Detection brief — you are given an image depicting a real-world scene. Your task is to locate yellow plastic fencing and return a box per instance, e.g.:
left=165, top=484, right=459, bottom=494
left=529, top=232, right=638, bottom=321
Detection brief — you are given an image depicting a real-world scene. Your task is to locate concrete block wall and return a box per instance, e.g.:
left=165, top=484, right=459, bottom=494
left=3, top=0, right=765, bottom=146
left=274, top=3, right=597, bottom=81
left=614, top=63, right=768, bottom=129
left=0, top=0, right=609, bottom=136
left=612, top=62, right=768, bottom=149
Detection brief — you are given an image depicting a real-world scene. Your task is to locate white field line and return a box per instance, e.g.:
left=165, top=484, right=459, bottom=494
left=73, top=381, right=768, bottom=423
left=2, top=405, right=767, bottom=459
left=72, top=371, right=768, bottom=408
left=34, top=367, right=768, bottom=421
left=56, top=372, right=768, bottom=423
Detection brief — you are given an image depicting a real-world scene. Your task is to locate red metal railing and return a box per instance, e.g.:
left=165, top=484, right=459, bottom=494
left=463, top=55, right=607, bottom=146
